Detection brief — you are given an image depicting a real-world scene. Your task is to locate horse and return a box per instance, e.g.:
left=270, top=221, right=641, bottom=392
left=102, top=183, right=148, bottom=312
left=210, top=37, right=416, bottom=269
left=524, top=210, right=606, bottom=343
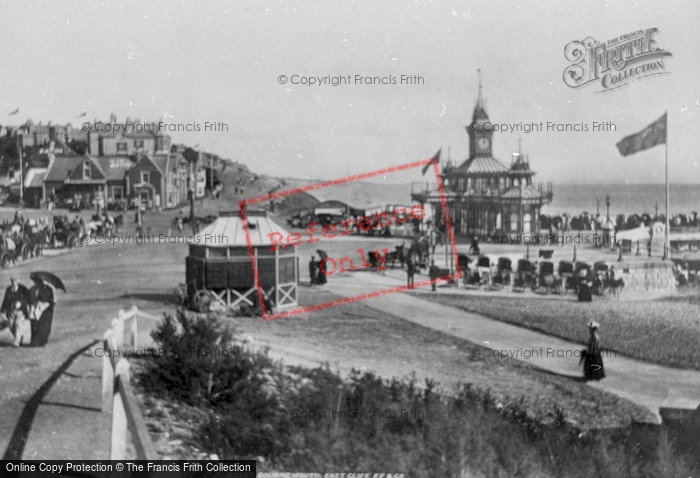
left=407, top=239, right=429, bottom=267
left=604, top=278, right=624, bottom=298
left=385, top=243, right=407, bottom=268
left=114, top=214, right=124, bottom=233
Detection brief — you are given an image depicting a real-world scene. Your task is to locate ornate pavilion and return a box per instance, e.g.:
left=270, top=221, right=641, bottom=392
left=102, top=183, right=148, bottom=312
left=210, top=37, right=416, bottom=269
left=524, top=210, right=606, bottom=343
left=412, top=78, right=553, bottom=238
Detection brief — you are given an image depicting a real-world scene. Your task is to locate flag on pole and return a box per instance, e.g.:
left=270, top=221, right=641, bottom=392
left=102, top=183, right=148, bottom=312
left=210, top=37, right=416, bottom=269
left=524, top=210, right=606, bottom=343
left=616, top=113, right=666, bottom=157
left=422, top=149, right=441, bottom=175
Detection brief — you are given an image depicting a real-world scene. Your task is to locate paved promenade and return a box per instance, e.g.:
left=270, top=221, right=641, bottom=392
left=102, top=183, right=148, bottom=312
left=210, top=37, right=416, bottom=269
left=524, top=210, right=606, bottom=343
left=324, top=268, right=700, bottom=421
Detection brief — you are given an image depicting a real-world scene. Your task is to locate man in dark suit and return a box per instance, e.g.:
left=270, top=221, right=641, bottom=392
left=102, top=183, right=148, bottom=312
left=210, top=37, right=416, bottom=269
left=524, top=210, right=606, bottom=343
left=1, top=277, right=30, bottom=320
left=406, top=258, right=415, bottom=288
left=429, top=260, right=440, bottom=292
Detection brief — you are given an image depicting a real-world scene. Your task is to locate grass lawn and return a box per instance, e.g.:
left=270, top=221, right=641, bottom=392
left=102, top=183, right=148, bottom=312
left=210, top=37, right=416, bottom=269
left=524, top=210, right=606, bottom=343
left=235, top=288, right=655, bottom=429
left=408, top=292, right=700, bottom=371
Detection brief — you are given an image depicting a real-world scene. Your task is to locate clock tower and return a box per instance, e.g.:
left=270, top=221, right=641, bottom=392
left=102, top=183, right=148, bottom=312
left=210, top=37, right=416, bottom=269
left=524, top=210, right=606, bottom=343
left=467, top=69, right=493, bottom=158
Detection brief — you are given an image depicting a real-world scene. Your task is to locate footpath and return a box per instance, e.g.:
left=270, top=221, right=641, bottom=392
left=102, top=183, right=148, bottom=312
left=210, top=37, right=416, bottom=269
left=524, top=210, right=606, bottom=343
left=323, top=267, right=700, bottom=422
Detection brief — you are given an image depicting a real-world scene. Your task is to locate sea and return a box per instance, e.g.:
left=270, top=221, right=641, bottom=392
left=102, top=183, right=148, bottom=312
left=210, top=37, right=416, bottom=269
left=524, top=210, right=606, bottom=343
left=542, top=184, right=700, bottom=217
left=284, top=178, right=700, bottom=217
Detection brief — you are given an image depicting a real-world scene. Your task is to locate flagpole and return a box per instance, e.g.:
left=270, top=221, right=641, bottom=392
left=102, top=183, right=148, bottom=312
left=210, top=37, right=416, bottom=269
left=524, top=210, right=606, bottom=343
left=665, top=112, right=670, bottom=260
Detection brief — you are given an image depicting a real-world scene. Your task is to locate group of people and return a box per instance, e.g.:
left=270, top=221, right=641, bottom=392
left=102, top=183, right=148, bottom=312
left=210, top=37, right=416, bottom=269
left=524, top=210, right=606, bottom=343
left=308, top=256, right=328, bottom=286
left=0, top=275, right=56, bottom=347
left=405, top=258, right=441, bottom=292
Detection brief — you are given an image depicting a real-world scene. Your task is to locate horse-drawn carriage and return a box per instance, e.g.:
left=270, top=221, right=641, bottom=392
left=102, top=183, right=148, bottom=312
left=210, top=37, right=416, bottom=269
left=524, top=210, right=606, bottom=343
left=557, top=261, right=576, bottom=296
left=490, top=257, right=512, bottom=290
left=592, top=261, right=608, bottom=295
left=51, top=216, right=81, bottom=249
left=533, top=261, right=559, bottom=294
left=511, top=259, right=536, bottom=292
left=0, top=234, right=28, bottom=269
left=462, top=255, right=490, bottom=289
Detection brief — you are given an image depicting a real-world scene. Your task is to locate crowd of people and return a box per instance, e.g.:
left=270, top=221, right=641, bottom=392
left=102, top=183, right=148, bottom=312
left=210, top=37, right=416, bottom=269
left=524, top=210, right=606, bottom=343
left=540, top=211, right=700, bottom=232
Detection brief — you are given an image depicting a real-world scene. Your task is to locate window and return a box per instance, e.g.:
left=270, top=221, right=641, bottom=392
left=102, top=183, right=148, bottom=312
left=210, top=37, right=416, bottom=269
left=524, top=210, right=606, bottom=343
left=134, top=140, right=144, bottom=148
left=141, top=172, right=150, bottom=184
left=83, top=160, right=91, bottom=180
left=112, top=186, right=124, bottom=200
left=510, top=213, right=518, bottom=232
left=523, top=213, right=532, bottom=234
left=116, top=142, right=127, bottom=152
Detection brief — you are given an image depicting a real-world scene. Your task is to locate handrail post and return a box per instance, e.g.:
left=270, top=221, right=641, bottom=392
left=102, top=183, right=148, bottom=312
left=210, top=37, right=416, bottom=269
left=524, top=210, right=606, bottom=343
left=102, top=331, right=114, bottom=412
left=110, top=359, right=130, bottom=460
left=113, top=317, right=124, bottom=350
left=130, top=307, right=138, bottom=349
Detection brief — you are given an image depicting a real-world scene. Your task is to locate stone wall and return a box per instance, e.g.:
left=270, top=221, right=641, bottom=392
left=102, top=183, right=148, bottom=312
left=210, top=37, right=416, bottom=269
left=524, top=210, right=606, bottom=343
left=616, top=261, right=676, bottom=293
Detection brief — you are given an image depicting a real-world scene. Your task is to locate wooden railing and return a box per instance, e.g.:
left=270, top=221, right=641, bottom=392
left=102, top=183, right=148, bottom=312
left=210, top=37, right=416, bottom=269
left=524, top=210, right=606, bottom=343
left=102, top=306, right=160, bottom=460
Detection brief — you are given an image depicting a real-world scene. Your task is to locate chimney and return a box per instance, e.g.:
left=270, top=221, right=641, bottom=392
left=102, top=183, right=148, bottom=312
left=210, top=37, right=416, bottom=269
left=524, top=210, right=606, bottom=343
left=88, top=131, right=99, bottom=156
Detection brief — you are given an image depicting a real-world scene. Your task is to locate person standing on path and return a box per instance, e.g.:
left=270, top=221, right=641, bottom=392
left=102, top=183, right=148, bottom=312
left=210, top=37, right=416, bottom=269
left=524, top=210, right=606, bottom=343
left=316, top=259, right=327, bottom=285
left=581, top=320, right=606, bottom=381
left=1, top=277, right=30, bottom=320
left=29, top=277, right=56, bottom=347
left=1, top=277, right=31, bottom=347
left=406, top=258, right=415, bottom=288
left=429, top=260, right=440, bottom=292
left=309, top=256, right=318, bottom=286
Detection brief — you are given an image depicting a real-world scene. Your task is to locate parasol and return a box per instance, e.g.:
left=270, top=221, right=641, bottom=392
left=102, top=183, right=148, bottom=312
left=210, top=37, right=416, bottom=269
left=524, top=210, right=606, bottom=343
left=316, top=250, right=328, bottom=260
left=30, top=271, right=67, bottom=292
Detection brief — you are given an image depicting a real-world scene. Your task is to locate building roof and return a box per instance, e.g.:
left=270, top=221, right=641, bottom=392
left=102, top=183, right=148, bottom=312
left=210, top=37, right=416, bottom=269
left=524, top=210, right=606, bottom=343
left=151, top=154, right=171, bottom=174
left=134, top=154, right=164, bottom=175
left=24, top=168, right=47, bottom=188
left=97, top=156, right=136, bottom=181
left=45, top=154, right=106, bottom=183
left=194, top=210, right=290, bottom=248
left=501, top=186, right=546, bottom=199
left=455, top=155, right=509, bottom=174
left=23, top=140, right=78, bottom=168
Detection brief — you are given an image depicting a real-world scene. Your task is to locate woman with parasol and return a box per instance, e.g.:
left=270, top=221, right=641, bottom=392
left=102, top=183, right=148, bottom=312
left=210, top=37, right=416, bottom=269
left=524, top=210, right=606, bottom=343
left=29, top=272, right=66, bottom=346
left=316, top=250, right=328, bottom=285
left=580, top=320, right=605, bottom=381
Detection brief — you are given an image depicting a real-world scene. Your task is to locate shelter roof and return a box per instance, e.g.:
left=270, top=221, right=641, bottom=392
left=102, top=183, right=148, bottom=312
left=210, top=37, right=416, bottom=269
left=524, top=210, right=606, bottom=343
left=194, top=210, right=290, bottom=248
left=455, top=156, right=509, bottom=174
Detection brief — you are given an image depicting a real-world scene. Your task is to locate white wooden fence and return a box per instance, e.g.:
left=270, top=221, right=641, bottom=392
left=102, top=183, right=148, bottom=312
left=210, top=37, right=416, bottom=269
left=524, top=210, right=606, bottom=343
left=102, top=306, right=161, bottom=460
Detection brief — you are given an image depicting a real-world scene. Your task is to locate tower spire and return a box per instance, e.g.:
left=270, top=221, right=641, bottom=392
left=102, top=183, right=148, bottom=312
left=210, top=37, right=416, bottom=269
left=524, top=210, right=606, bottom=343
left=476, top=69, right=483, bottom=108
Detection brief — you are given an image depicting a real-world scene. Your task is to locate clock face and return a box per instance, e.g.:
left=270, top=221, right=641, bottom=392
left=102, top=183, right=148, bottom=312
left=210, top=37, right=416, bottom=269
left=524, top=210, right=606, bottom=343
left=477, top=137, right=490, bottom=151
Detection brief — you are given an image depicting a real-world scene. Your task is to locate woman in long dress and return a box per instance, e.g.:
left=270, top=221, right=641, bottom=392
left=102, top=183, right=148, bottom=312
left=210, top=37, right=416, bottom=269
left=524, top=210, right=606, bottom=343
left=29, top=278, right=56, bottom=346
left=582, top=320, right=605, bottom=381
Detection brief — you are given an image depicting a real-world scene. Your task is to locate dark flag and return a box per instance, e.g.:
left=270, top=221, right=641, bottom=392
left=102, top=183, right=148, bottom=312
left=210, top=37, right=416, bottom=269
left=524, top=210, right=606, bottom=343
left=421, top=149, right=441, bottom=175
left=9, top=108, right=19, bottom=115
left=616, top=113, right=666, bottom=157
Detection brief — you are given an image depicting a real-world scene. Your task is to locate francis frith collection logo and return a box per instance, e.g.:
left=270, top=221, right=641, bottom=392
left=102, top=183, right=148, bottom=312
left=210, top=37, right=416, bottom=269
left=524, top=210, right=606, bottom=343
left=563, top=28, right=672, bottom=93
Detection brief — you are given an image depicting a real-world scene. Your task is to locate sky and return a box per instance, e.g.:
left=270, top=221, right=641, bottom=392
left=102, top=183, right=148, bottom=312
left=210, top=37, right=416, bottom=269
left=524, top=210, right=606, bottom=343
left=1, top=0, right=699, bottom=186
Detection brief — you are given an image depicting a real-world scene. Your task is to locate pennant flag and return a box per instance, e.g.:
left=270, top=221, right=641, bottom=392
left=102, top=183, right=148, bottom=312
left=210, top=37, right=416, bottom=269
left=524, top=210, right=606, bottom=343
left=9, top=108, right=19, bottom=115
left=76, top=111, right=87, bottom=118
left=422, top=149, right=441, bottom=175
left=616, top=113, right=666, bottom=157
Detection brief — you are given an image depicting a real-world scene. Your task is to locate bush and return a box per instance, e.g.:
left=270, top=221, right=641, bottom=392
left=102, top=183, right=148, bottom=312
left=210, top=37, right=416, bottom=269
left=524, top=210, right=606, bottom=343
left=142, top=308, right=285, bottom=459
left=140, top=309, right=696, bottom=476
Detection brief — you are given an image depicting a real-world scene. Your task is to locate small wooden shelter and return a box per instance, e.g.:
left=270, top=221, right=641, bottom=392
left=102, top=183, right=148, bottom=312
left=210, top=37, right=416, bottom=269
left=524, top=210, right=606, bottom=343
left=186, top=210, right=298, bottom=310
